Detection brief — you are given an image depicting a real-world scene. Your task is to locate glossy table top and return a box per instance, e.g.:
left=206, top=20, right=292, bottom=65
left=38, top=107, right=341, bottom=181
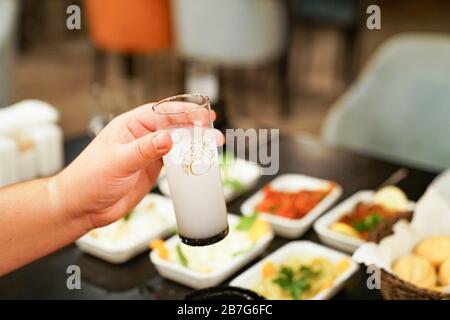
left=0, top=135, right=436, bottom=299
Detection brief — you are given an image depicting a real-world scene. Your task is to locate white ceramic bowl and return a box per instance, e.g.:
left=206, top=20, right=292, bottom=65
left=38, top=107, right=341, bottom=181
left=150, top=214, right=274, bottom=289
left=314, top=190, right=416, bottom=253
left=240, top=174, right=342, bottom=238
left=229, top=241, right=359, bottom=300
left=158, top=157, right=260, bottom=202
left=76, top=194, right=176, bottom=264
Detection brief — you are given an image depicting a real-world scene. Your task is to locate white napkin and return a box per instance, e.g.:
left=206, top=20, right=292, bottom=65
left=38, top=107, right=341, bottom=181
left=0, top=100, right=59, bottom=135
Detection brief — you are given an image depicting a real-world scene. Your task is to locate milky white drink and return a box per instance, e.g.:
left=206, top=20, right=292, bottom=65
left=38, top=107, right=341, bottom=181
left=163, top=126, right=229, bottom=246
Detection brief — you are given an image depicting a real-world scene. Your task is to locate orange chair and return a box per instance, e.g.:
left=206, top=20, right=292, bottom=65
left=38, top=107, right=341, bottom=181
left=84, top=0, right=172, bottom=135
left=84, top=0, right=172, bottom=81
left=84, top=0, right=172, bottom=54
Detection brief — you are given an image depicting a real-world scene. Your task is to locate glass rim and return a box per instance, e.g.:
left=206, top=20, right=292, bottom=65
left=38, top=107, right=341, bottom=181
left=152, top=93, right=210, bottom=115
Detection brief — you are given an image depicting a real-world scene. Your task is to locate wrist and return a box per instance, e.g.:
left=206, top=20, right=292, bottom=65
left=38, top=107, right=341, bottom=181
left=47, top=173, right=94, bottom=236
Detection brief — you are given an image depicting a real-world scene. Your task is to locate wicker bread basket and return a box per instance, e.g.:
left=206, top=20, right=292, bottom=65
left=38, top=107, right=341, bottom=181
left=368, top=212, right=450, bottom=300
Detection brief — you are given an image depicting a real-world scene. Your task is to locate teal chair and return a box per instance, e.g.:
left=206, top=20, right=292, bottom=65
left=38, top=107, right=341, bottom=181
left=321, top=34, right=450, bottom=172
left=0, top=0, right=19, bottom=108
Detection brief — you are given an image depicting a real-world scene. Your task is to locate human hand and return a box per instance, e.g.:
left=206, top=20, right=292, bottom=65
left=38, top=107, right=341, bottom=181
left=50, top=103, right=222, bottom=232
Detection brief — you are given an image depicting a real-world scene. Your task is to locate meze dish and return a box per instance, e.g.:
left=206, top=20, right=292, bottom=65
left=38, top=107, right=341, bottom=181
left=150, top=213, right=274, bottom=289
left=314, top=186, right=415, bottom=253
left=76, top=194, right=176, bottom=263
left=230, top=241, right=358, bottom=299
left=241, top=174, right=342, bottom=238
left=331, top=186, right=411, bottom=240
left=255, top=184, right=333, bottom=220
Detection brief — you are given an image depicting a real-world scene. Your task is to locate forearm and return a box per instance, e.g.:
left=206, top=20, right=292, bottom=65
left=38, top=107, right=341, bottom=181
left=0, top=177, right=89, bottom=276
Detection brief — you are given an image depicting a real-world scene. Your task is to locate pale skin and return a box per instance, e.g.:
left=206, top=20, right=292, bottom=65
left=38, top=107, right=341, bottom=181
left=0, top=102, right=222, bottom=276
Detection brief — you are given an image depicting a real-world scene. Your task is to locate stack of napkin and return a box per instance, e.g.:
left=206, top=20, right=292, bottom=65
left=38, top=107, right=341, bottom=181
left=0, top=100, right=63, bottom=186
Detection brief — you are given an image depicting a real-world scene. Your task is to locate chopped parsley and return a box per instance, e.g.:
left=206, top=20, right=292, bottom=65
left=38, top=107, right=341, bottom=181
left=123, top=211, right=134, bottom=221
left=272, top=265, right=321, bottom=299
left=352, top=213, right=382, bottom=232
left=176, top=244, right=188, bottom=267
left=236, top=212, right=258, bottom=231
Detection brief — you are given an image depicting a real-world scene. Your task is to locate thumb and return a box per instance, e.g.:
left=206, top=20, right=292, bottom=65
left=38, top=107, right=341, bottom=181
left=117, top=130, right=172, bottom=174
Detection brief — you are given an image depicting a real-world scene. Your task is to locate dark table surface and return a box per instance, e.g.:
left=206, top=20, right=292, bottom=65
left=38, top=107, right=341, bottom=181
left=0, top=135, right=436, bottom=299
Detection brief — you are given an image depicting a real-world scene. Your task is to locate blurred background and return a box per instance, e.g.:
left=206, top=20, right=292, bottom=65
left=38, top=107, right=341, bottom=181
left=1, top=0, right=450, bottom=186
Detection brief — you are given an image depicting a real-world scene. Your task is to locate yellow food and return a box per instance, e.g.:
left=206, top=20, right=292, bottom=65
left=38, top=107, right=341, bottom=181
left=373, top=186, right=409, bottom=211
left=261, top=261, right=277, bottom=279
left=149, top=239, right=169, bottom=260
left=432, top=286, right=449, bottom=293
left=336, top=258, right=351, bottom=273
left=414, top=236, right=450, bottom=267
left=392, top=254, right=437, bottom=289
left=320, top=280, right=334, bottom=291
left=330, top=222, right=361, bottom=239
left=438, top=258, right=450, bottom=286
left=249, top=219, right=270, bottom=242
left=253, top=256, right=345, bottom=300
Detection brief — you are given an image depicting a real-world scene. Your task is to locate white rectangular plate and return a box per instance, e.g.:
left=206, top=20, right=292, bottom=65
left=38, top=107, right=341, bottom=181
left=313, top=190, right=415, bottom=253
left=76, top=193, right=176, bottom=264
left=230, top=241, right=359, bottom=300
left=150, top=214, right=274, bottom=289
left=241, top=174, right=342, bottom=238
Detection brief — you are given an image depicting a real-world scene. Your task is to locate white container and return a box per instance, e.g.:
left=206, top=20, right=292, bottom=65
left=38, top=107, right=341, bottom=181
left=25, top=124, right=63, bottom=176
left=241, top=174, right=342, bottom=238
left=76, top=194, right=176, bottom=264
left=0, top=136, right=18, bottom=186
left=150, top=214, right=274, bottom=289
left=0, top=99, right=59, bottom=135
left=17, top=147, right=37, bottom=181
left=159, top=157, right=260, bottom=202
left=314, top=190, right=416, bottom=253
left=230, top=241, right=359, bottom=300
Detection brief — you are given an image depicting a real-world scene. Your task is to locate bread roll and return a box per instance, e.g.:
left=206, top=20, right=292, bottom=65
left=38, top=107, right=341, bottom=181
left=438, top=258, right=450, bottom=286
left=393, top=254, right=437, bottom=289
left=415, top=236, right=450, bottom=266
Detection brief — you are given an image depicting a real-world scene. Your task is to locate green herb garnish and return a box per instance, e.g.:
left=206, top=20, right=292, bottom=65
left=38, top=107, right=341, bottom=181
left=232, top=248, right=251, bottom=257
left=123, top=211, right=134, bottom=221
left=352, top=213, right=382, bottom=232
left=352, top=221, right=366, bottom=232
left=365, top=213, right=382, bottom=229
left=299, top=265, right=321, bottom=278
left=176, top=244, right=188, bottom=267
left=236, top=212, right=258, bottom=231
left=272, top=265, right=321, bottom=299
left=220, top=153, right=246, bottom=193
left=223, top=179, right=246, bottom=193
left=220, top=152, right=235, bottom=166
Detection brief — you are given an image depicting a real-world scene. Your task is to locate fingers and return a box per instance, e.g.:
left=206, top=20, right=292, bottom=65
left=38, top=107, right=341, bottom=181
left=129, top=102, right=217, bottom=132
left=115, top=128, right=223, bottom=175
left=117, top=130, right=173, bottom=174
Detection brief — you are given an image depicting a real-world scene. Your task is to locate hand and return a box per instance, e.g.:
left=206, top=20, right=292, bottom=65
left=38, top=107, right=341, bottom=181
left=50, top=103, right=222, bottom=232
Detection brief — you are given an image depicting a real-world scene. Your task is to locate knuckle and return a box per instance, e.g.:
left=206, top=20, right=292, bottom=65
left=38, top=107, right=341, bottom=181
left=135, top=138, right=154, bottom=163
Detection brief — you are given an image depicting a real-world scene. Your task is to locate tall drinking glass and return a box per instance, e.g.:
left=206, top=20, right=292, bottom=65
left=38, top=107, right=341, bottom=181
left=152, top=94, right=228, bottom=246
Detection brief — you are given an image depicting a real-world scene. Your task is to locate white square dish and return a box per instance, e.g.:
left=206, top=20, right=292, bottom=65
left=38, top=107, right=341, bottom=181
left=76, top=193, right=176, bottom=264
left=313, top=190, right=416, bottom=253
left=150, top=214, right=274, bottom=289
left=229, top=241, right=359, bottom=300
left=240, top=174, right=342, bottom=238
left=158, top=157, right=260, bottom=202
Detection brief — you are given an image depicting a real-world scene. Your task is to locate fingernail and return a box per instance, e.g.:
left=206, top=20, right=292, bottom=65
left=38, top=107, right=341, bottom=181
left=153, top=132, right=168, bottom=151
